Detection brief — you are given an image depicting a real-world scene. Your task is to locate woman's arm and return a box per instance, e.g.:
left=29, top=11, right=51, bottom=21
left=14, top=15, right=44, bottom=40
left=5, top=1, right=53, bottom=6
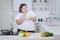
left=30, top=16, right=37, bottom=22
left=16, top=14, right=26, bottom=25
left=16, top=17, right=25, bottom=25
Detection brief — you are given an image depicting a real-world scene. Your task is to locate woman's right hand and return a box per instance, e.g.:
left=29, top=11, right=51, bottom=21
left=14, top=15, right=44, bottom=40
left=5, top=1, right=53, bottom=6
left=16, top=13, right=26, bottom=25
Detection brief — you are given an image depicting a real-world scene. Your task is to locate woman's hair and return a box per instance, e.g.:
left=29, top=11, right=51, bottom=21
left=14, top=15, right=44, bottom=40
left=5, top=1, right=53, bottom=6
left=19, top=3, right=27, bottom=13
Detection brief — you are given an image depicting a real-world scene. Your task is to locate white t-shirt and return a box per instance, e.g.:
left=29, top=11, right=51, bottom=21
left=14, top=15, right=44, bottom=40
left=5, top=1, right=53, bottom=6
left=15, top=11, right=36, bottom=31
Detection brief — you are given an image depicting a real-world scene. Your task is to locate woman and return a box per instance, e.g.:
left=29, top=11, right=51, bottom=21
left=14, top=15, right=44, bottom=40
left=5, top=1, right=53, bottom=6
left=15, top=3, right=37, bottom=33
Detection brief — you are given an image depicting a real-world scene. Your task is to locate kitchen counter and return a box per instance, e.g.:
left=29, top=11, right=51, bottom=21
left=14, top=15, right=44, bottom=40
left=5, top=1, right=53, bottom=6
left=0, top=34, right=60, bottom=40
left=40, top=22, right=60, bottom=35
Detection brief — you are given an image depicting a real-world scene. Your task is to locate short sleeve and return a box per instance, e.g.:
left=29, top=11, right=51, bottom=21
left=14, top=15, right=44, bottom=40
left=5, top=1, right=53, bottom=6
left=15, top=13, right=23, bottom=20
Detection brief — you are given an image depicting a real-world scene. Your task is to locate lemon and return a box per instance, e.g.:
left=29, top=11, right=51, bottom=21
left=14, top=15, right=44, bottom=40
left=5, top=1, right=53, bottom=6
left=29, top=16, right=32, bottom=18
left=39, top=34, right=46, bottom=37
left=24, top=32, right=30, bottom=37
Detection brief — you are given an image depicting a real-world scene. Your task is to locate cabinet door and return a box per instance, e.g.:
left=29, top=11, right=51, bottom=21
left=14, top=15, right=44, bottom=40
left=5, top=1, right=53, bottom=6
left=56, top=0, right=60, bottom=17
left=49, top=0, right=56, bottom=17
left=49, top=0, right=60, bottom=17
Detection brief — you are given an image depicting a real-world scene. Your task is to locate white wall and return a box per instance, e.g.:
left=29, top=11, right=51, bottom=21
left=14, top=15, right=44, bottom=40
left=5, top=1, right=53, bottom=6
left=0, top=0, right=13, bottom=30
left=13, top=0, right=32, bottom=11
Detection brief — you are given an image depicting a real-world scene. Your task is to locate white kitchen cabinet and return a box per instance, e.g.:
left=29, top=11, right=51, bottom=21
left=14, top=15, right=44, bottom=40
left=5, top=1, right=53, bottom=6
left=55, top=0, right=60, bottom=17
left=49, top=0, right=56, bottom=17
left=49, top=0, right=60, bottom=17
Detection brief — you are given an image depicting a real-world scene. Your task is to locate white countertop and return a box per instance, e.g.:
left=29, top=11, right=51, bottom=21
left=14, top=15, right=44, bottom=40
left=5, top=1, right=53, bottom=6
left=0, top=33, right=60, bottom=40
left=0, top=33, right=54, bottom=40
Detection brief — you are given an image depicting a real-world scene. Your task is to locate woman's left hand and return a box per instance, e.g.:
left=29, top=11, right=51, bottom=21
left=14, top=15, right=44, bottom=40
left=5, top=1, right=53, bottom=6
left=29, top=16, right=37, bottom=22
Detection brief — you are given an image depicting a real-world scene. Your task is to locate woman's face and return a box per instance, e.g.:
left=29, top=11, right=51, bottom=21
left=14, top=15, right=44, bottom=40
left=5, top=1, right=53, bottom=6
left=21, top=6, right=27, bottom=13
